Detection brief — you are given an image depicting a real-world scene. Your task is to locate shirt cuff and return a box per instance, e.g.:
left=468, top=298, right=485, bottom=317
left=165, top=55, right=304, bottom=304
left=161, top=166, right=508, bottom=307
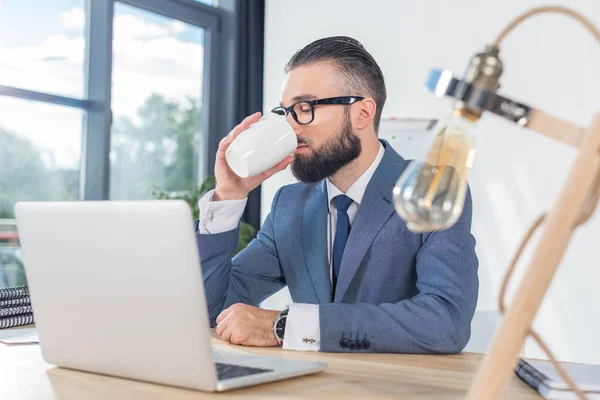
left=197, top=189, right=247, bottom=234
left=282, top=303, right=320, bottom=351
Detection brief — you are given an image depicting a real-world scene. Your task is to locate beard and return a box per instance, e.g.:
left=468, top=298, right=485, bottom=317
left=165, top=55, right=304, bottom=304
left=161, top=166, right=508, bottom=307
left=291, top=112, right=362, bottom=183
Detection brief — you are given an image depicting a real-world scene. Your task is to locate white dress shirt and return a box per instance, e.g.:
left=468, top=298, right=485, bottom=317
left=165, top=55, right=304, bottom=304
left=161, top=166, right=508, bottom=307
left=197, top=143, right=385, bottom=351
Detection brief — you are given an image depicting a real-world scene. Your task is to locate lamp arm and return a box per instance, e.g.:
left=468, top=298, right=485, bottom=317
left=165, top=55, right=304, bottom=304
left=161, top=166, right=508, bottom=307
left=425, top=69, right=586, bottom=148
left=427, top=6, right=600, bottom=149
left=525, top=110, right=585, bottom=149
left=492, top=163, right=600, bottom=400
left=494, top=5, right=600, bottom=47
left=494, top=5, right=600, bottom=150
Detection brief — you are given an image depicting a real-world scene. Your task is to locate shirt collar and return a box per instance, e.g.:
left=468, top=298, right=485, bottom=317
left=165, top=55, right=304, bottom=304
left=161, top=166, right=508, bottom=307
left=326, top=142, right=385, bottom=213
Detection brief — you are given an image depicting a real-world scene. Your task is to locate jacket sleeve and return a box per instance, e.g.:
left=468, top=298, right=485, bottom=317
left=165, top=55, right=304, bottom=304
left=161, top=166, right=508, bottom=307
left=196, top=188, right=287, bottom=326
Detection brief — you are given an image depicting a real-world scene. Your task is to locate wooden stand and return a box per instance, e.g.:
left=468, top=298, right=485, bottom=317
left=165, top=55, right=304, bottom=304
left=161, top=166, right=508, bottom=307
left=466, top=111, right=600, bottom=399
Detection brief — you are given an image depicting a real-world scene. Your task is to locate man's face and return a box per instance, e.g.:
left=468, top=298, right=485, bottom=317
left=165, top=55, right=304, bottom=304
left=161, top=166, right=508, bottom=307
left=279, top=62, right=362, bottom=183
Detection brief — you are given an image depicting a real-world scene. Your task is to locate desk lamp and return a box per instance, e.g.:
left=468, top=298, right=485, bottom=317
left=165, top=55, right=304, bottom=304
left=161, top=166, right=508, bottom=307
left=393, top=5, right=600, bottom=400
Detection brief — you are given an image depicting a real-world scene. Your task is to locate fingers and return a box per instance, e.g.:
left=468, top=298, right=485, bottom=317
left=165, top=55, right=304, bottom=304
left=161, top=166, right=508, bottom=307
left=232, top=112, right=261, bottom=140
left=216, top=316, right=229, bottom=337
left=221, top=325, right=233, bottom=343
left=216, top=306, right=233, bottom=325
left=261, top=155, right=295, bottom=180
left=217, top=112, right=262, bottom=154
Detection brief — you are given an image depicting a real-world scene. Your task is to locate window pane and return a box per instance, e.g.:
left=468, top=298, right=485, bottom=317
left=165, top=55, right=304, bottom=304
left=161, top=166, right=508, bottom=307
left=110, top=4, right=206, bottom=201
left=196, top=0, right=215, bottom=5
left=0, top=221, right=25, bottom=288
left=0, top=97, right=83, bottom=288
left=0, top=0, right=86, bottom=98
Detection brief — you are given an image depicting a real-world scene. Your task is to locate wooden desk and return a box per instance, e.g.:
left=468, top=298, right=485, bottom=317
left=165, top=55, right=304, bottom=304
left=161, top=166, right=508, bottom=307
left=0, top=328, right=539, bottom=399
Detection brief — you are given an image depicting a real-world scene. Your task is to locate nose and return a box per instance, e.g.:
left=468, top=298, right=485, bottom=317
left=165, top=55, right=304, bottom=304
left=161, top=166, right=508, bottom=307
left=285, top=113, right=302, bottom=136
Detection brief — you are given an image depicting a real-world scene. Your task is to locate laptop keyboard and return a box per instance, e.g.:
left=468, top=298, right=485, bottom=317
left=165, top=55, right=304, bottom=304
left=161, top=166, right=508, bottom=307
left=215, top=362, right=273, bottom=381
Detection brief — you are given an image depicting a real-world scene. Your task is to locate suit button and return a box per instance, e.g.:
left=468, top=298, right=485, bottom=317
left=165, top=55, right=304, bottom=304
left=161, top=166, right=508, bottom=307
left=339, top=333, right=349, bottom=348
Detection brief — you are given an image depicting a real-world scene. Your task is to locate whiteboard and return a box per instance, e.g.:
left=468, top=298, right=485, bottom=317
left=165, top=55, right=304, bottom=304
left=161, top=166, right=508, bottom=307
left=377, top=118, right=437, bottom=160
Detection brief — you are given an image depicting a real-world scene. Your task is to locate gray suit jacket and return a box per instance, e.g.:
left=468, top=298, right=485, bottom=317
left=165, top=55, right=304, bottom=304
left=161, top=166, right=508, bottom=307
left=195, top=140, right=479, bottom=354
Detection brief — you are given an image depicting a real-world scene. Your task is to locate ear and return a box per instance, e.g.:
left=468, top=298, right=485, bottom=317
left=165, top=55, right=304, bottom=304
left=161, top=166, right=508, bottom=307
left=353, top=98, right=377, bottom=131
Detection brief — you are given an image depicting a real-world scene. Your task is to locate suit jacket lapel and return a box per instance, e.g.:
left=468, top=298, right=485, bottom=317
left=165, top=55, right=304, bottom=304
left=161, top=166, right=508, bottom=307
left=334, top=141, right=409, bottom=302
left=301, top=181, right=333, bottom=303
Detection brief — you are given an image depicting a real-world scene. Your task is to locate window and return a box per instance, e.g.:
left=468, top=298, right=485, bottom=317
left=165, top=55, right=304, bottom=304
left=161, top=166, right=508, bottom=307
left=0, top=0, right=228, bottom=289
left=0, top=97, right=83, bottom=289
left=0, top=1, right=86, bottom=290
left=110, top=4, right=206, bottom=200
left=0, top=97, right=83, bottom=218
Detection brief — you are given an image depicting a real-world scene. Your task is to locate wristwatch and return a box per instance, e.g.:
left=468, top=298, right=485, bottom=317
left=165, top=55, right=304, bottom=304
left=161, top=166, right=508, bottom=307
left=273, top=309, right=289, bottom=345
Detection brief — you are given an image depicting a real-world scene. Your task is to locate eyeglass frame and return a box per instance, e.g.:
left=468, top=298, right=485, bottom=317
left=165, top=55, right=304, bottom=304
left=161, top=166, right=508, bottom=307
left=271, top=96, right=365, bottom=125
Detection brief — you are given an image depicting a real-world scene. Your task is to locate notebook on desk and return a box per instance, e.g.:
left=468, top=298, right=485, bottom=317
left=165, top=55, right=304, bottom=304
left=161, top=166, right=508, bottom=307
left=0, top=286, right=29, bottom=301
left=14, top=200, right=327, bottom=392
left=0, top=286, right=34, bottom=329
left=516, top=359, right=600, bottom=400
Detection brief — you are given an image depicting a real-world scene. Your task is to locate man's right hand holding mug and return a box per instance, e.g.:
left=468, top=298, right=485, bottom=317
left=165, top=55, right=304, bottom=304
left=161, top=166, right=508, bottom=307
left=213, top=112, right=295, bottom=202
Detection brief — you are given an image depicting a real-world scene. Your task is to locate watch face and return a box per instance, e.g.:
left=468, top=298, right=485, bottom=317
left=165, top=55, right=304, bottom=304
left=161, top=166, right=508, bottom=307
left=276, top=314, right=287, bottom=339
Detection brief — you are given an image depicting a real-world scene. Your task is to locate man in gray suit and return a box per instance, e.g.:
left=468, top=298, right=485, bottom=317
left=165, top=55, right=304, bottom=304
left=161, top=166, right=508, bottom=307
left=195, top=36, right=478, bottom=353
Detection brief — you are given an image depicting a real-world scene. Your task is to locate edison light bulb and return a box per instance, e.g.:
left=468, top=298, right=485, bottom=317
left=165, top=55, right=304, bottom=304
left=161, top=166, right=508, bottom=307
left=393, top=110, right=479, bottom=232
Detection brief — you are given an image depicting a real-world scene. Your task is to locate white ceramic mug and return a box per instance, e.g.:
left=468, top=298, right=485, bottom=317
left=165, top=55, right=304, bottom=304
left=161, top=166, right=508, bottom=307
left=226, top=113, right=297, bottom=178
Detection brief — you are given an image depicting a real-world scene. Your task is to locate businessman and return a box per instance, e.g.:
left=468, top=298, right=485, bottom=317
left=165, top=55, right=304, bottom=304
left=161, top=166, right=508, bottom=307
left=195, top=36, right=479, bottom=353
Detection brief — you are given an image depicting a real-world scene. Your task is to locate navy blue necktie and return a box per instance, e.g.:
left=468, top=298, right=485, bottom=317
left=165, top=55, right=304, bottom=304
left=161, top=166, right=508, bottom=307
left=332, top=195, right=353, bottom=295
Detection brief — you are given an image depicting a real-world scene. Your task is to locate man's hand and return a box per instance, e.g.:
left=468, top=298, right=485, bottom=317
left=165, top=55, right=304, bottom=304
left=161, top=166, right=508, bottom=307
left=216, top=303, right=281, bottom=347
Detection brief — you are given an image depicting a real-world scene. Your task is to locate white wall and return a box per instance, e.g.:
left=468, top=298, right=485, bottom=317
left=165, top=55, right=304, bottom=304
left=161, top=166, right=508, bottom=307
left=261, top=0, right=600, bottom=363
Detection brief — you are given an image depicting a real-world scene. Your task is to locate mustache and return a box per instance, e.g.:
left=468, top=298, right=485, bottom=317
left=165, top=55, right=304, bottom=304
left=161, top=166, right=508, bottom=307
left=297, top=139, right=310, bottom=146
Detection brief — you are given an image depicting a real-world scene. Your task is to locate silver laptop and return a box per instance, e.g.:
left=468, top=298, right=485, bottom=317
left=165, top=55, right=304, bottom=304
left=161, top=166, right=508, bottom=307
left=14, top=200, right=326, bottom=392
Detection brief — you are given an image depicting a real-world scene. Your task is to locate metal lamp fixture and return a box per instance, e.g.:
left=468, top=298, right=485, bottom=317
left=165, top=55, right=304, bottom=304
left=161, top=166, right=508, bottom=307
left=393, top=6, right=600, bottom=400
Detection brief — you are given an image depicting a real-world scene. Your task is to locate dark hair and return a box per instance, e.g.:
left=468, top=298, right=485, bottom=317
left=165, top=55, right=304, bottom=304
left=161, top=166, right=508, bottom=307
left=285, top=36, right=386, bottom=133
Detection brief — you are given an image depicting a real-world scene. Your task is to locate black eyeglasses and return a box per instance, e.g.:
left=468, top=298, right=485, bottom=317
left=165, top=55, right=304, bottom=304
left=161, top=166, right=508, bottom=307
left=271, top=96, right=365, bottom=125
